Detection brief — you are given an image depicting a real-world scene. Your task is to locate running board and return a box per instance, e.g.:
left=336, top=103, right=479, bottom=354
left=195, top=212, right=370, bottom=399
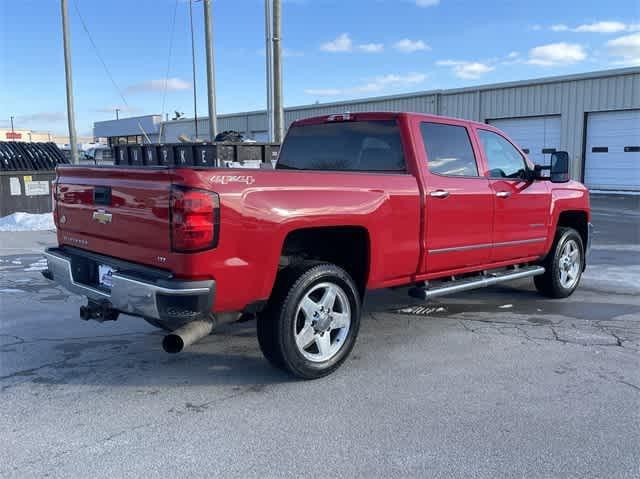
left=408, top=266, right=545, bottom=300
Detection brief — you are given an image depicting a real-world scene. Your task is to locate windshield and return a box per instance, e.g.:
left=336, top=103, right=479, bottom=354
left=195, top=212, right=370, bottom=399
left=276, top=120, right=406, bottom=172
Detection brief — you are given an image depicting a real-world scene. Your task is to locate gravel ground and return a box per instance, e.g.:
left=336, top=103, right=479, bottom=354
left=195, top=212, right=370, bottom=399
left=1, top=195, right=638, bottom=478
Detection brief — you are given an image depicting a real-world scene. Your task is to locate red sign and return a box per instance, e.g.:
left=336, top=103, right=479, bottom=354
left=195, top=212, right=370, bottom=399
left=5, top=132, right=22, bottom=139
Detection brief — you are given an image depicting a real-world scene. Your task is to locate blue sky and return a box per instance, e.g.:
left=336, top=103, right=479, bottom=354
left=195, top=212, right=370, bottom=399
left=1, top=0, right=639, bottom=136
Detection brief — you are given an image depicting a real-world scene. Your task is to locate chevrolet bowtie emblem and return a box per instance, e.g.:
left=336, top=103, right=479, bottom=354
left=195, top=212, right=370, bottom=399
left=92, top=209, right=113, bottom=224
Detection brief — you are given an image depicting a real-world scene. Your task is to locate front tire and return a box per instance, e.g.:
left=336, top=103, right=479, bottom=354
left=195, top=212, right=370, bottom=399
left=257, top=262, right=361, bottom=379
left=535, top=227, right=584, bottom=298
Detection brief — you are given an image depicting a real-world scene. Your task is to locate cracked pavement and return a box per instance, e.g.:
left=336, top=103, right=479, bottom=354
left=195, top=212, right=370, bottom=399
left=1, top=195, right=639, bottom=478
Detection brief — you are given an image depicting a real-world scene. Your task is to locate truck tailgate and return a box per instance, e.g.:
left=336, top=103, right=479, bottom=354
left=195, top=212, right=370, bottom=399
left=55, top=167, right=173, bottom=262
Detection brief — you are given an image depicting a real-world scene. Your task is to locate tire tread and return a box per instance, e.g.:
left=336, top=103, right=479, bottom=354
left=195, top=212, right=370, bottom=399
left=535, top=227, right=584, bottom=298
left=257, top=261, right=360, bottom=379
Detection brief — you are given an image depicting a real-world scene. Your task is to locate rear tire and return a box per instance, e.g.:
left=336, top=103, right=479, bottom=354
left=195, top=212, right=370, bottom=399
left=257, top=262, right=361, bottom=379
left=535, top=227, right=584, bottom=298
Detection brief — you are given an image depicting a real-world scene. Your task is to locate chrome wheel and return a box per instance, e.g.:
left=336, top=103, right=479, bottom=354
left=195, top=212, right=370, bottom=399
left=293, top=282, right=351, bottom=363
left=558, top=239, right=581, bottom=289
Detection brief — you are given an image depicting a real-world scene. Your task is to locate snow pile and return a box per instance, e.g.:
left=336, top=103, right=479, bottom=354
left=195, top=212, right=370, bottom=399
left=590, top=190, right=640, bottom=196
left=0, top=212, right=55, bottom=232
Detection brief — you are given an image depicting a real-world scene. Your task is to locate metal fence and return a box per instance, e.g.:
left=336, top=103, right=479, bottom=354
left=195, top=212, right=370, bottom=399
left=0, top=142, right=66, bottom=216
left=0, top=170, right=55, bottom=216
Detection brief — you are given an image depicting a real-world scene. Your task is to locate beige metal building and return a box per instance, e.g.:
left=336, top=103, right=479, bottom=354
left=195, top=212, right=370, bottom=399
left=0, top=128, right=94, bottom=145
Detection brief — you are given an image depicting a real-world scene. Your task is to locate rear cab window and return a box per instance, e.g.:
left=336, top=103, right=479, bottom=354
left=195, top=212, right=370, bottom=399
left=276, top=120, right=406, bottom=172
left=420, top=122, right=479, bottom=177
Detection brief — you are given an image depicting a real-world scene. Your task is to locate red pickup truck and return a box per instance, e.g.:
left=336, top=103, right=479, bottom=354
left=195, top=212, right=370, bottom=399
left=44, top=112, right=591, bottom=378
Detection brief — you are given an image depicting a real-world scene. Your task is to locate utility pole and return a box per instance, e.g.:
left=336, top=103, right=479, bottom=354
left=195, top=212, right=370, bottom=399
left=264, top=0, right=274, bottom=142
left=10, top=116, right=14, bottom=133
left=188, top=0, right=199, bottom=141
left=272, top=0, right=284, bottom=143
left=115, top=108, right=120, bottom=120
left=203, top=0, right=218, bottom=141
left=61, top=0, right=79, bottom=164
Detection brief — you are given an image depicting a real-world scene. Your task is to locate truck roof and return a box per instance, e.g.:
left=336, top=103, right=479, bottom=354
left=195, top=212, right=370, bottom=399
left=291, top=112, right=489, bottom=128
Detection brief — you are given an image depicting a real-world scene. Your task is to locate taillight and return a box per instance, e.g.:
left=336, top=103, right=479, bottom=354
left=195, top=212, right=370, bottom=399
left=170, top=186, right=220, bottom=252
left=52, top=182, right=59, bottom=228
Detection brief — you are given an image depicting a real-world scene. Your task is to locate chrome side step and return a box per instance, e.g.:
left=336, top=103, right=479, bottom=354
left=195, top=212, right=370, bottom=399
left=408, top=265, right=545, bottom=300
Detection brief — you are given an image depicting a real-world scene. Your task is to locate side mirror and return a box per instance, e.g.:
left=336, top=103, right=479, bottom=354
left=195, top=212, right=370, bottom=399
left=550, top=151, right=570, bottom=183
left=532, top=164, right=547, bottom=181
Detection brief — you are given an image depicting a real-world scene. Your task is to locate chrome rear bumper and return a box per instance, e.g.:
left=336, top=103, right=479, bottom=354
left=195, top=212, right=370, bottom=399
left=43, top=248, right=215, bottom=321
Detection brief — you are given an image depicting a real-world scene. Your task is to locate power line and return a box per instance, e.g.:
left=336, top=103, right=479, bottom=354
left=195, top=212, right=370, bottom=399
left=72, top=0, right=150, bottom=143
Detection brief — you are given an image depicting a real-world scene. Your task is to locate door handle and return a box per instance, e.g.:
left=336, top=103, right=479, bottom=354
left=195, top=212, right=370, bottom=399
left=430, top=190, right=450, bottom=199
left=496, top=191, right=511, bottom=198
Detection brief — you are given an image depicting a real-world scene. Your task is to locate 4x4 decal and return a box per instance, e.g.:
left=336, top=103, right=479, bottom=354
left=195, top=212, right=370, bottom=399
left=209, top=175, right=256, bottom=185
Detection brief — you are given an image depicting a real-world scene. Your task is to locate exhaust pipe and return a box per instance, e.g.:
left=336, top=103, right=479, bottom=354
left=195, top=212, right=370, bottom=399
left=162, top=319, right=214, bottom=354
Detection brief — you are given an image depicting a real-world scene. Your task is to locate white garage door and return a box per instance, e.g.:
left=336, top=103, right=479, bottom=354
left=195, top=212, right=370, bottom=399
left=585, top=110, right=640, bottom=192
left=489, top=116, right=561, bottom=166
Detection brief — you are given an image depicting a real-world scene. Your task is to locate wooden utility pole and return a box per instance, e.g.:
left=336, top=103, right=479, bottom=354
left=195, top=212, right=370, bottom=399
left=61, top=0, right=79, bottom=163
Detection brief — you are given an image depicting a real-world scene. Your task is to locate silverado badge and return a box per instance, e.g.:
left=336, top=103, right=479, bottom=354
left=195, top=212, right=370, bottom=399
left=92, top=209, right=113, bottom=225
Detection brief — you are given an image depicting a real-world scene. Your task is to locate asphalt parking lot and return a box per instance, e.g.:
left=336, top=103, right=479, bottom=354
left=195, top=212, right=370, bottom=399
left=1, top=194, right=638, bottom=478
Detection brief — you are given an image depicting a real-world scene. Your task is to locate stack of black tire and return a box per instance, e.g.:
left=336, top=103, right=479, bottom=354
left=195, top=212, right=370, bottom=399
left=0, top=142, right=68, bottom=171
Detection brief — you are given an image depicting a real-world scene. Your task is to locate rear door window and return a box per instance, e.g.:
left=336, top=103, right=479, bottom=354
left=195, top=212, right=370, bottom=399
left=276, top=120, right=406, bottom=172
left=420, top=122, right=479, bottom=177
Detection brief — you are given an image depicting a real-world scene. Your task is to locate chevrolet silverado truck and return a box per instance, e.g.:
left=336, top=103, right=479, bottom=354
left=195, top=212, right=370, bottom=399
left=43, top=112, right=591, bottom=379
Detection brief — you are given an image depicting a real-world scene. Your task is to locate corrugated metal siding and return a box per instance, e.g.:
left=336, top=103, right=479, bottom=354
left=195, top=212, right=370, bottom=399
left=441, top=91, right=479, bottom=120
left=468, top=72, right=639, bottom=179
left=247, top=113, right=266, bottom=132
left=94, top=115, right=162, bottom=138
left=157, top=68, right=640, bottom=180
left=160, top=120, right=189, bottom=143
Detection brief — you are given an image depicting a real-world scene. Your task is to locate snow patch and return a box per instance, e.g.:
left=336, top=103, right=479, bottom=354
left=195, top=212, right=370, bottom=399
left=498, top=304, right=513, bottom=309
left=396, top=305, right=447, bottom=316
left=591, top=244, right=640, bottom=252
left=583, top=265, right=640, bottom=295
left=0, top=212, right=55, bottom=232
left=24, top=258, right=47, bottom=272
left=590, top=190, right=640, bottom=196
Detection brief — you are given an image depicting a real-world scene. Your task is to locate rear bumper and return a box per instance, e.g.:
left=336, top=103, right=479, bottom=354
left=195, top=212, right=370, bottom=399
left=43, top=247, right=215, bottom=321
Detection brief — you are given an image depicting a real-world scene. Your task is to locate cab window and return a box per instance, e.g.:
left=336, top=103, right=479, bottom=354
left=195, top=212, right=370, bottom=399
left=420, top=122, right=479, bottom=177
left=277, top=120, right=406, bottom=172
left=478, top=130, right=527, bottom=179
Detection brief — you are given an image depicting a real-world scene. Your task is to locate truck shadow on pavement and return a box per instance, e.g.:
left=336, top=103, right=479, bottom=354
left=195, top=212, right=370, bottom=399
left=365, top=284, right=640, bottom=323
left=3, top=280, right=637, bottom=392
left=0, top=322, right=296, bottom=391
